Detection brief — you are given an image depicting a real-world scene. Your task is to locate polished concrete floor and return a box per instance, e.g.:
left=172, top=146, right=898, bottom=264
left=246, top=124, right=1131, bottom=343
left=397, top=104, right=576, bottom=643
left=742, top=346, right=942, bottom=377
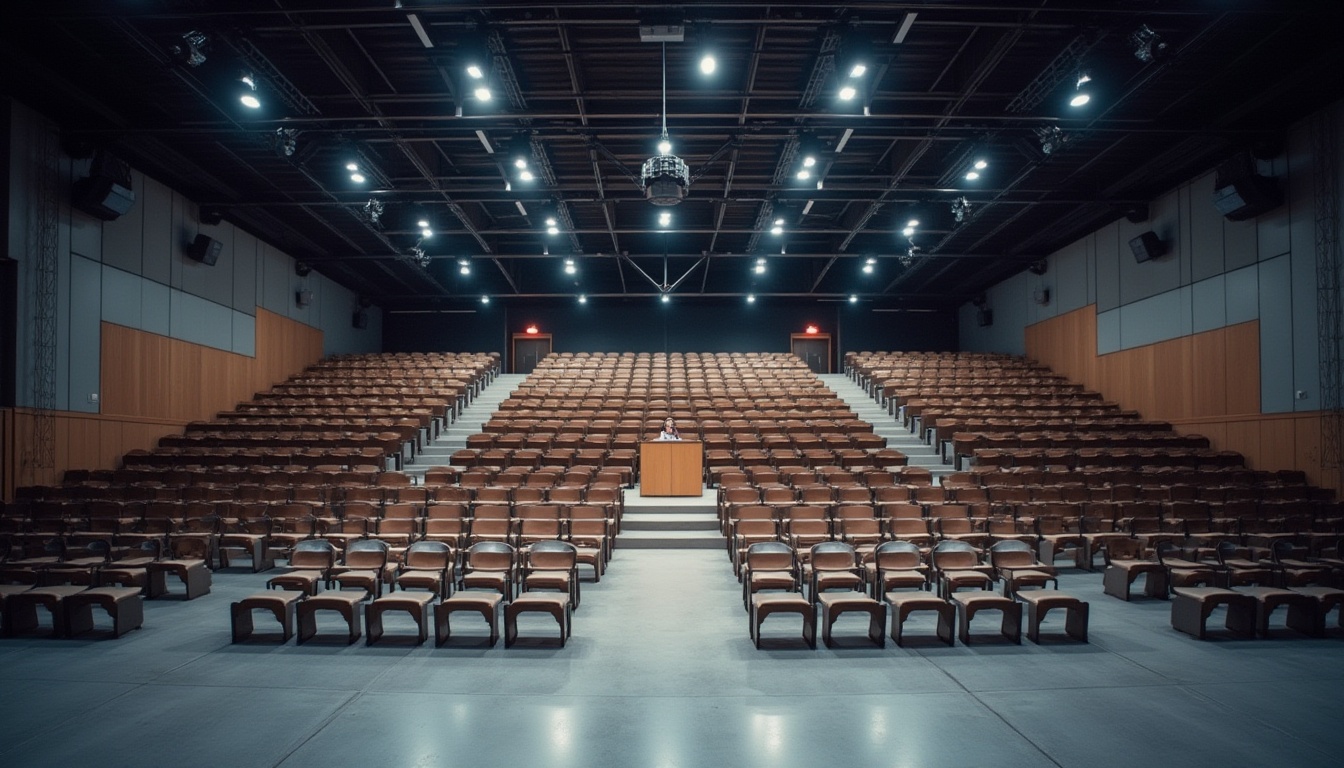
left=2, top=546, right=1341, bottom=768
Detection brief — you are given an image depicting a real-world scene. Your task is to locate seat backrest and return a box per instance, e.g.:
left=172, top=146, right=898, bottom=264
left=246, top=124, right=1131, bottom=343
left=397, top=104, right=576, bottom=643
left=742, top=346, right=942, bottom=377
left=290, top=538, right=337, bottom=569
left=989, top=540, right=1036, bottom=567
left=465, top=541, right=515, bottom=572
left=403, top=540, right=452, bottom=569
left=809, top=541, right=858, bottom=571
left=344, top=538, right=390, bottom=567
left=931, top=540, right=980, bottom=569
left=874, top=540, right=922, bottom=569
left=744, top=541, right=794, bottom=571
left=527, top=539, right=577, bottom=570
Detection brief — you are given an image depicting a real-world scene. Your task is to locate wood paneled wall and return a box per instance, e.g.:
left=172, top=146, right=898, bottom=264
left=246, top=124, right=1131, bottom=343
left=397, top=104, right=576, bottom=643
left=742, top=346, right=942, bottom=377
left=2, top=309, right=323, bottom=499
left=1026, top=306, right=1337, bottom=491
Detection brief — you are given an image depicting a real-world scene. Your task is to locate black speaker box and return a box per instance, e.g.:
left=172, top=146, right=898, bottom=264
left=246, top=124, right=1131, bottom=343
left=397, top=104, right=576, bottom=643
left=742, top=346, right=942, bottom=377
left=199, top=205, right=225, bottom=225
left=976, top=308, right=993, bottom=327
left=72, top=151, right=135, bottom=221
left=1129, top=231, right=1166, bottom=263
left=1213, top=154, right=1282, bottom=221
left=72, top=176, right=136, bottom=221
left=352, top=310, right=369, bottom=329
left=186, top=234, right=221, bottom=266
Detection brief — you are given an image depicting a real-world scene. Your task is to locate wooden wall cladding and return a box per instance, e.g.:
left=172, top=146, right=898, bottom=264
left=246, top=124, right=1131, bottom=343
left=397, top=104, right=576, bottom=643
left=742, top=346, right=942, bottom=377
left=2, top=309, right=323, bottom=499
left=1025, top=306, right=1335, bottom=491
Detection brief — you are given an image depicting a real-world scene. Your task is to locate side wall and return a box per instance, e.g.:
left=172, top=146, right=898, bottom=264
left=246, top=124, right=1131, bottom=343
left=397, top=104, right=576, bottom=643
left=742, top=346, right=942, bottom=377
left=961, top=100, right=1343, bottom=491
left=3, top=98, right=381, bottom=499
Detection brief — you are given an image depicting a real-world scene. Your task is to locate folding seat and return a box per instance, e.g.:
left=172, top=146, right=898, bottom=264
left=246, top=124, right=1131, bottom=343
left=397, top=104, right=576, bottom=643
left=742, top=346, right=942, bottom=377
left=929, top=540, right=996, bottom=598
left=515, top=505, right=565, bottom=547
left=867, top=539, right=930, bottom=595
left=468, top=506, right=514, bottom=547
left=740, top=541, right=801, bottom=610
left=786, top=517, right=832, bottom=561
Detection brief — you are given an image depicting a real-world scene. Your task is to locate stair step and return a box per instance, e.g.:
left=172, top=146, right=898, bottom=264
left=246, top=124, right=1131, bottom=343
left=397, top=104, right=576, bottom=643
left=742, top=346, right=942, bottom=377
left=622, top=512, right=719, bottom=532
left=617, top=530, right=724, bottom=549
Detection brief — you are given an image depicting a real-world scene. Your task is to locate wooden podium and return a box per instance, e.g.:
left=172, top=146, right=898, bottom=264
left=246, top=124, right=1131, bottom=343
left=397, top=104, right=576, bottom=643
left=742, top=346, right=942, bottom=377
left=639, top=441, right=703, bottom=496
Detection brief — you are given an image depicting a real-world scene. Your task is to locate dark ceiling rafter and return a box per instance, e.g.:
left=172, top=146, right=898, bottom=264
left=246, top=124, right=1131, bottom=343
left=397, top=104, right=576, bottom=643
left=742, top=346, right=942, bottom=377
left=2, top=1, right=1340, bottom=310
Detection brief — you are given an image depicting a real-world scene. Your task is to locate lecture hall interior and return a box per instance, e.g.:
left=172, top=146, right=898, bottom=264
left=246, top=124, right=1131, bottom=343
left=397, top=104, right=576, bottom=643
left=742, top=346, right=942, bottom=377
left=2, top=2, right=1344, bottom=766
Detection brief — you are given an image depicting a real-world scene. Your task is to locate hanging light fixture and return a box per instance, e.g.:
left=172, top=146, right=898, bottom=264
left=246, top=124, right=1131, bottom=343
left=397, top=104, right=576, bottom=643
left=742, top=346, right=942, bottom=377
left=641, top=43, right=691, bottom=206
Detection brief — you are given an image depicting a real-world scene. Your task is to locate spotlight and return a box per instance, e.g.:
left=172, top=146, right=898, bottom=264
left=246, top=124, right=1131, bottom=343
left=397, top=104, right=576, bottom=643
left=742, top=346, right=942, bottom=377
left=660, top=294, right=670, bottom=303
left=346, top=162, right=359, bottom=171
left=700, top=53, right=716, bottom=75
left=1130, top=24, right=1167, bottom=63
left=546, top=217, right=559, bottom=236
left=519, top=170, right=534, bottom=181
left=902, top=226, right=915, bottom=237
left=838, top=85, right=857, bottom=101
left=421, top=227, right=433, bottom=238
left=350, top=172, right=366, bottom=183
left=796, top=169, right=811, bottom=181
left=659, top=211, right=672, bottom=227
left=272, top=127, right=298, bottom=157
left=862, top=263, right=874, bottom=274
left=474, top=86, right=492, bottom=101
left=746, top=294, right=755, bottom=303
left=965, top=170, right=980, bottom=181
left=802, top=156, right=816, bottom=168
left=951, top=196, right=971, bottom=223
left=363, top=198, right=384, bottom=227
left=458, top=259, right=471, bottom=275
left=564, top=258, right=577, bottom=275
left=849, top=63, right=867, bottom=78
left=239, top=73, right=260, bottom=109
left=514, top=158, right=528, bottom=169
left=578, top=294, right=587, bottom=304
left=417, top=218, right=429, bottom=228
left=973, top=159, right=988, bottom=170
left=1070, top=72, right=1091, bottom=107
left=849, top=295, right=858, bottom=303
left=466, top=64, right=484, bottom=79
left=754, top=258, right=766, bottom=275
left=481, top=295, right=490, bottom=304
left=657, top=138, right=673, bottom=155
left=1035, top=126, right=1070, bottom=155
left=1070, top=93, right=1091, bottom=107
left=169, top=30, right=209, bottom=68
left=771, top=218, right=784, bottom=236
left=907, top=219, right=919, bottom=227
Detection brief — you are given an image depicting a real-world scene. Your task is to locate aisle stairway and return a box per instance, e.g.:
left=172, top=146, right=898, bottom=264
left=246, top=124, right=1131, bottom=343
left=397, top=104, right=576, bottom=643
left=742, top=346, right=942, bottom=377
left=619, top=491, right=722, bottom=550
left=403, top=373, right=527, bottom=481
left=818, top=373, right=952, bottom=485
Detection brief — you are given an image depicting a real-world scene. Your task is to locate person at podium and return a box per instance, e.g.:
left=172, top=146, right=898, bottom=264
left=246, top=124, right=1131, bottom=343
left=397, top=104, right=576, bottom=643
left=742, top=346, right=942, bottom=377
left=656, top=417, right=681, bottom=441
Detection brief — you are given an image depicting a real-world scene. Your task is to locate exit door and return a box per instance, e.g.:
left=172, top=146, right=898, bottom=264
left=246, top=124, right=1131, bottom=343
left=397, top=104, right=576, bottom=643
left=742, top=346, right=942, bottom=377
left=790, top=333, right=832, bottom=374
left=511, top=333, right=553, bottom=374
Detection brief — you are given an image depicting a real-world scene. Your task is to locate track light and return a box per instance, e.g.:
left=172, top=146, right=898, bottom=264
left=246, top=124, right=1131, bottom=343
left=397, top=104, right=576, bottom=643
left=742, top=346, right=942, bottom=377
left=952, top=196, right=971, bottom=223
left=700, top=53, right=716, bottom=75
left=239, top=73, right=260, bottom=109
left=458, top=259, right=471, bottom=275
left=838, top=85, right=857, bottom=101
left=1130, top=24, right=1167, bottom=63
left=746, top=294, right=755, bottom=304
left=466, top=64, right=484, bottom=79
left=578, top=294, right=587, bottom=304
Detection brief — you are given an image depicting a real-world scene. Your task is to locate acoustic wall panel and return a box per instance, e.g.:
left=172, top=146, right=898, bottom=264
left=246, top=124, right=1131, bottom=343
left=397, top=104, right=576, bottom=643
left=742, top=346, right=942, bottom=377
left=1191, top=274, right=1226, bottom=334
left=1096, top=308, right=1121, bottom=355
left=1119, top=287, right=1185, bottom=349
left=232, top=229, right=257, bottom=314
left=141, top=279, right=170, bottom=336
left=1257, top=254, right=1293, bottom=413
left=141, top=175, right=172, bottom=283
left=1188, top=172, right=1226, bottom=282
left=1256, top=155, right=1291, bottom=261
left=232, top=310, right=256, bottom=357
left=1094, top=224, right=1120, bottom=311
left=1225, top=264, right=1259, bottom=325
left=99, top=168, right=144, bottom=275
left=100, top=265, right=140, bottom=329
left=68, top=255, right=102, bottom=414
left=1055, top=241, right=1089, bottom=314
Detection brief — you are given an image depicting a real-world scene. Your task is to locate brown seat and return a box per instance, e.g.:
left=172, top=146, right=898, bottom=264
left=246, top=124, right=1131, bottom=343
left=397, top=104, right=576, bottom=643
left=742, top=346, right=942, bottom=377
left=63, top=587, right=144, bottom=638
left=1288, top=586, right=1344, bottom=634
left=1101, top=539, right=1169, bottom=601
left=989, top=540, right=1058, bottom=597
left=884, top=591, right=955, bottom=646
left=436, top=589, right=503, bottom=646
left=749, top=593, right=816, bottom=649
left=395, top=540, right=454, bottom=598
left=520, top=540, right=580, bottom=609
left=867, top=540, right=929, bottom=596
left=1170, top=587, right=1257, bottom=639
left=1235, top=586, right=1321, bottom=637
left=460, top=541, right=516, bottom=600
left=266, top=539, right=337, bottom=596
left=740, top=541, right=800, bottom=611
left=1016, top=589, right=1089, bottom=643
left=329, top=538, right=392, bottom=598
left=817, top=591, right=886, bottom=647
left=505, top=592, right=572, bottom=647
left=951, top=592, right=1022, bottom=644
left=297, top=591, right=366, bottom=644
left=3, top=585, right=88, bottom=637
left=930, top=540, right=995, bottom=598
left=365, top=591, right=435, bottom=645
left=231, top=590, right=304, bottom=643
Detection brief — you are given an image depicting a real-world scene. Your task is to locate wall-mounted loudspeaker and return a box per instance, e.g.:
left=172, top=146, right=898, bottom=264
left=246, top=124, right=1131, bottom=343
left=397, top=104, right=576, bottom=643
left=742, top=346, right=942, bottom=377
left=72, top=151, right=135, bottom=221
left=186, top=234, right=221, bottom=266
left=1028, top=260, right=1048, bottom=276
left=1129, top=231, right=1166, bottom=263
left=296, top=289, right=313, bottom=308
left=976, top=308, right=993, bottom=327
left=200, top=205, right=225, bottom=225
left=352, top=310, right=369, bottom=329
left=295, top=262, right=312, bottom=277
left=1212, top=153, right=1282, bottom=221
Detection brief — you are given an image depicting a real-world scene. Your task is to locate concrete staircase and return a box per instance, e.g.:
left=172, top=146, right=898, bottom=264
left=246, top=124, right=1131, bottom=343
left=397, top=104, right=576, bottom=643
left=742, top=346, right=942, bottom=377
left=403, top=373, right=526, bottom=481
left=818, top=373, right=953, bottom=484
left=619, top=493, right=722, bottom=550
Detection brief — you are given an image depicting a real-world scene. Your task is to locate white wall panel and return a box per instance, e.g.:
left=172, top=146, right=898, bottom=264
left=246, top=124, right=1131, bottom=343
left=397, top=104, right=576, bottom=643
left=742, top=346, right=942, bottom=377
left=1225, top=264, right=1259, bottom=324
left=1257, top=254, right=1293, bottom=413
left=1097, top=308, right=1121, bottom=355
left=1094, top=224, right=1120, bottom=311
left=68, top=254, right=101, bottom=413
left=100, top=265, right=141, bottom=329
left=141, top=278, right=170, bottom=336
left=1188, top=172, right=1225, bottom=282
left=1119, top=288, right=1184, bottom=349
left=232, top=228, right=257, bottom=314
left=232, top=310, right=256, bottom=357
left=1190, top=274, right=1226, bottom=334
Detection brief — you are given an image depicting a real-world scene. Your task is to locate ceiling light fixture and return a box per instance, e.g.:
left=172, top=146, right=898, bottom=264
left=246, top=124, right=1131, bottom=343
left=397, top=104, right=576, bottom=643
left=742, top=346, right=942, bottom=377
left=239, top=73, right=261, bottom=109
left=474, top=86, right=492, bottom=102
left=481, top=295, right=490, bottom=304
left=849, top=64, right=867, bottom=78
left=564, top=258, right=577, bottom=275
left=746, top=294, right=755, bottom=304
left=363, top=198, right=384, bottom=227
left=771, top=218, right=784, bottom=236
left=951, top=196, right=971, bottom=223
left=170, top=30, right=210, bottom=68
left=546, top=217, right=559, bottom=235
left=466, top=64, right=484, bottom=80
left=754, top=257, right=767, bottom=275
left=838, top=85, right=857, bottom=101
left=458, top=259, right=471, bottom=275
left=1070, top=71, right=1091, bottom=107
left=700, top=52, right=716, bottom=75
left=660, top=293, right=670, bottom=304
left=849, top=294, right=859, bottom=303
left=1130, top=24, right=1167, bottom=63
left=642, top=43, right=691, bottom=205
left=1035, top=126, right=1070, bottom=155
left=659, top=211, right=672, bottom=227
left=578, top=294, right=587, bottom=304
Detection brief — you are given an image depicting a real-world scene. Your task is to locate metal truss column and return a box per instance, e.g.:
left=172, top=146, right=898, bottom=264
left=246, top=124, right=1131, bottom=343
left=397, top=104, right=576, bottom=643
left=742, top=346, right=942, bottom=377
left=1312, top=108, right=1342, bottom=486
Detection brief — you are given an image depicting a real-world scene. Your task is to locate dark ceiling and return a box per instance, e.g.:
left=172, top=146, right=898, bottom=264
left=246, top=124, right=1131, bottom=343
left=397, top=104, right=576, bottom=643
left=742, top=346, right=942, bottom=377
left=3, top=1, right=1342, bottom=311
